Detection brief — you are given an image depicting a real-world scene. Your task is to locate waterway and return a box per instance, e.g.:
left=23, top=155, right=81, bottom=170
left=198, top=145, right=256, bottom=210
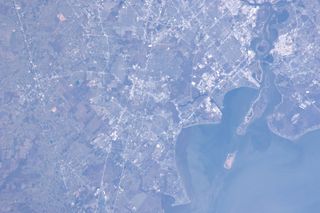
left=164, top=2, right=320, bottom=213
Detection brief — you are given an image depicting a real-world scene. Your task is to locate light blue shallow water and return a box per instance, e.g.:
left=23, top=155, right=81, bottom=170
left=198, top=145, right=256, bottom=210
left=165, top=87, right=320, bottom=213
left=164, top=2, right=320, bottom=213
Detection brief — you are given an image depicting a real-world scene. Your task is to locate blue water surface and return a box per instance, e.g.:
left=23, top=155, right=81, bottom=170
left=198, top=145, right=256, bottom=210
left=165, top=86, right=320, bottom=213
left=164, top=2, right=320, bottom=213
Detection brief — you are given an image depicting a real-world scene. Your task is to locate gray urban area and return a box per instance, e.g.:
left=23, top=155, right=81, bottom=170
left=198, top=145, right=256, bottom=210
left=0, top=0, right=320, bottom=212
